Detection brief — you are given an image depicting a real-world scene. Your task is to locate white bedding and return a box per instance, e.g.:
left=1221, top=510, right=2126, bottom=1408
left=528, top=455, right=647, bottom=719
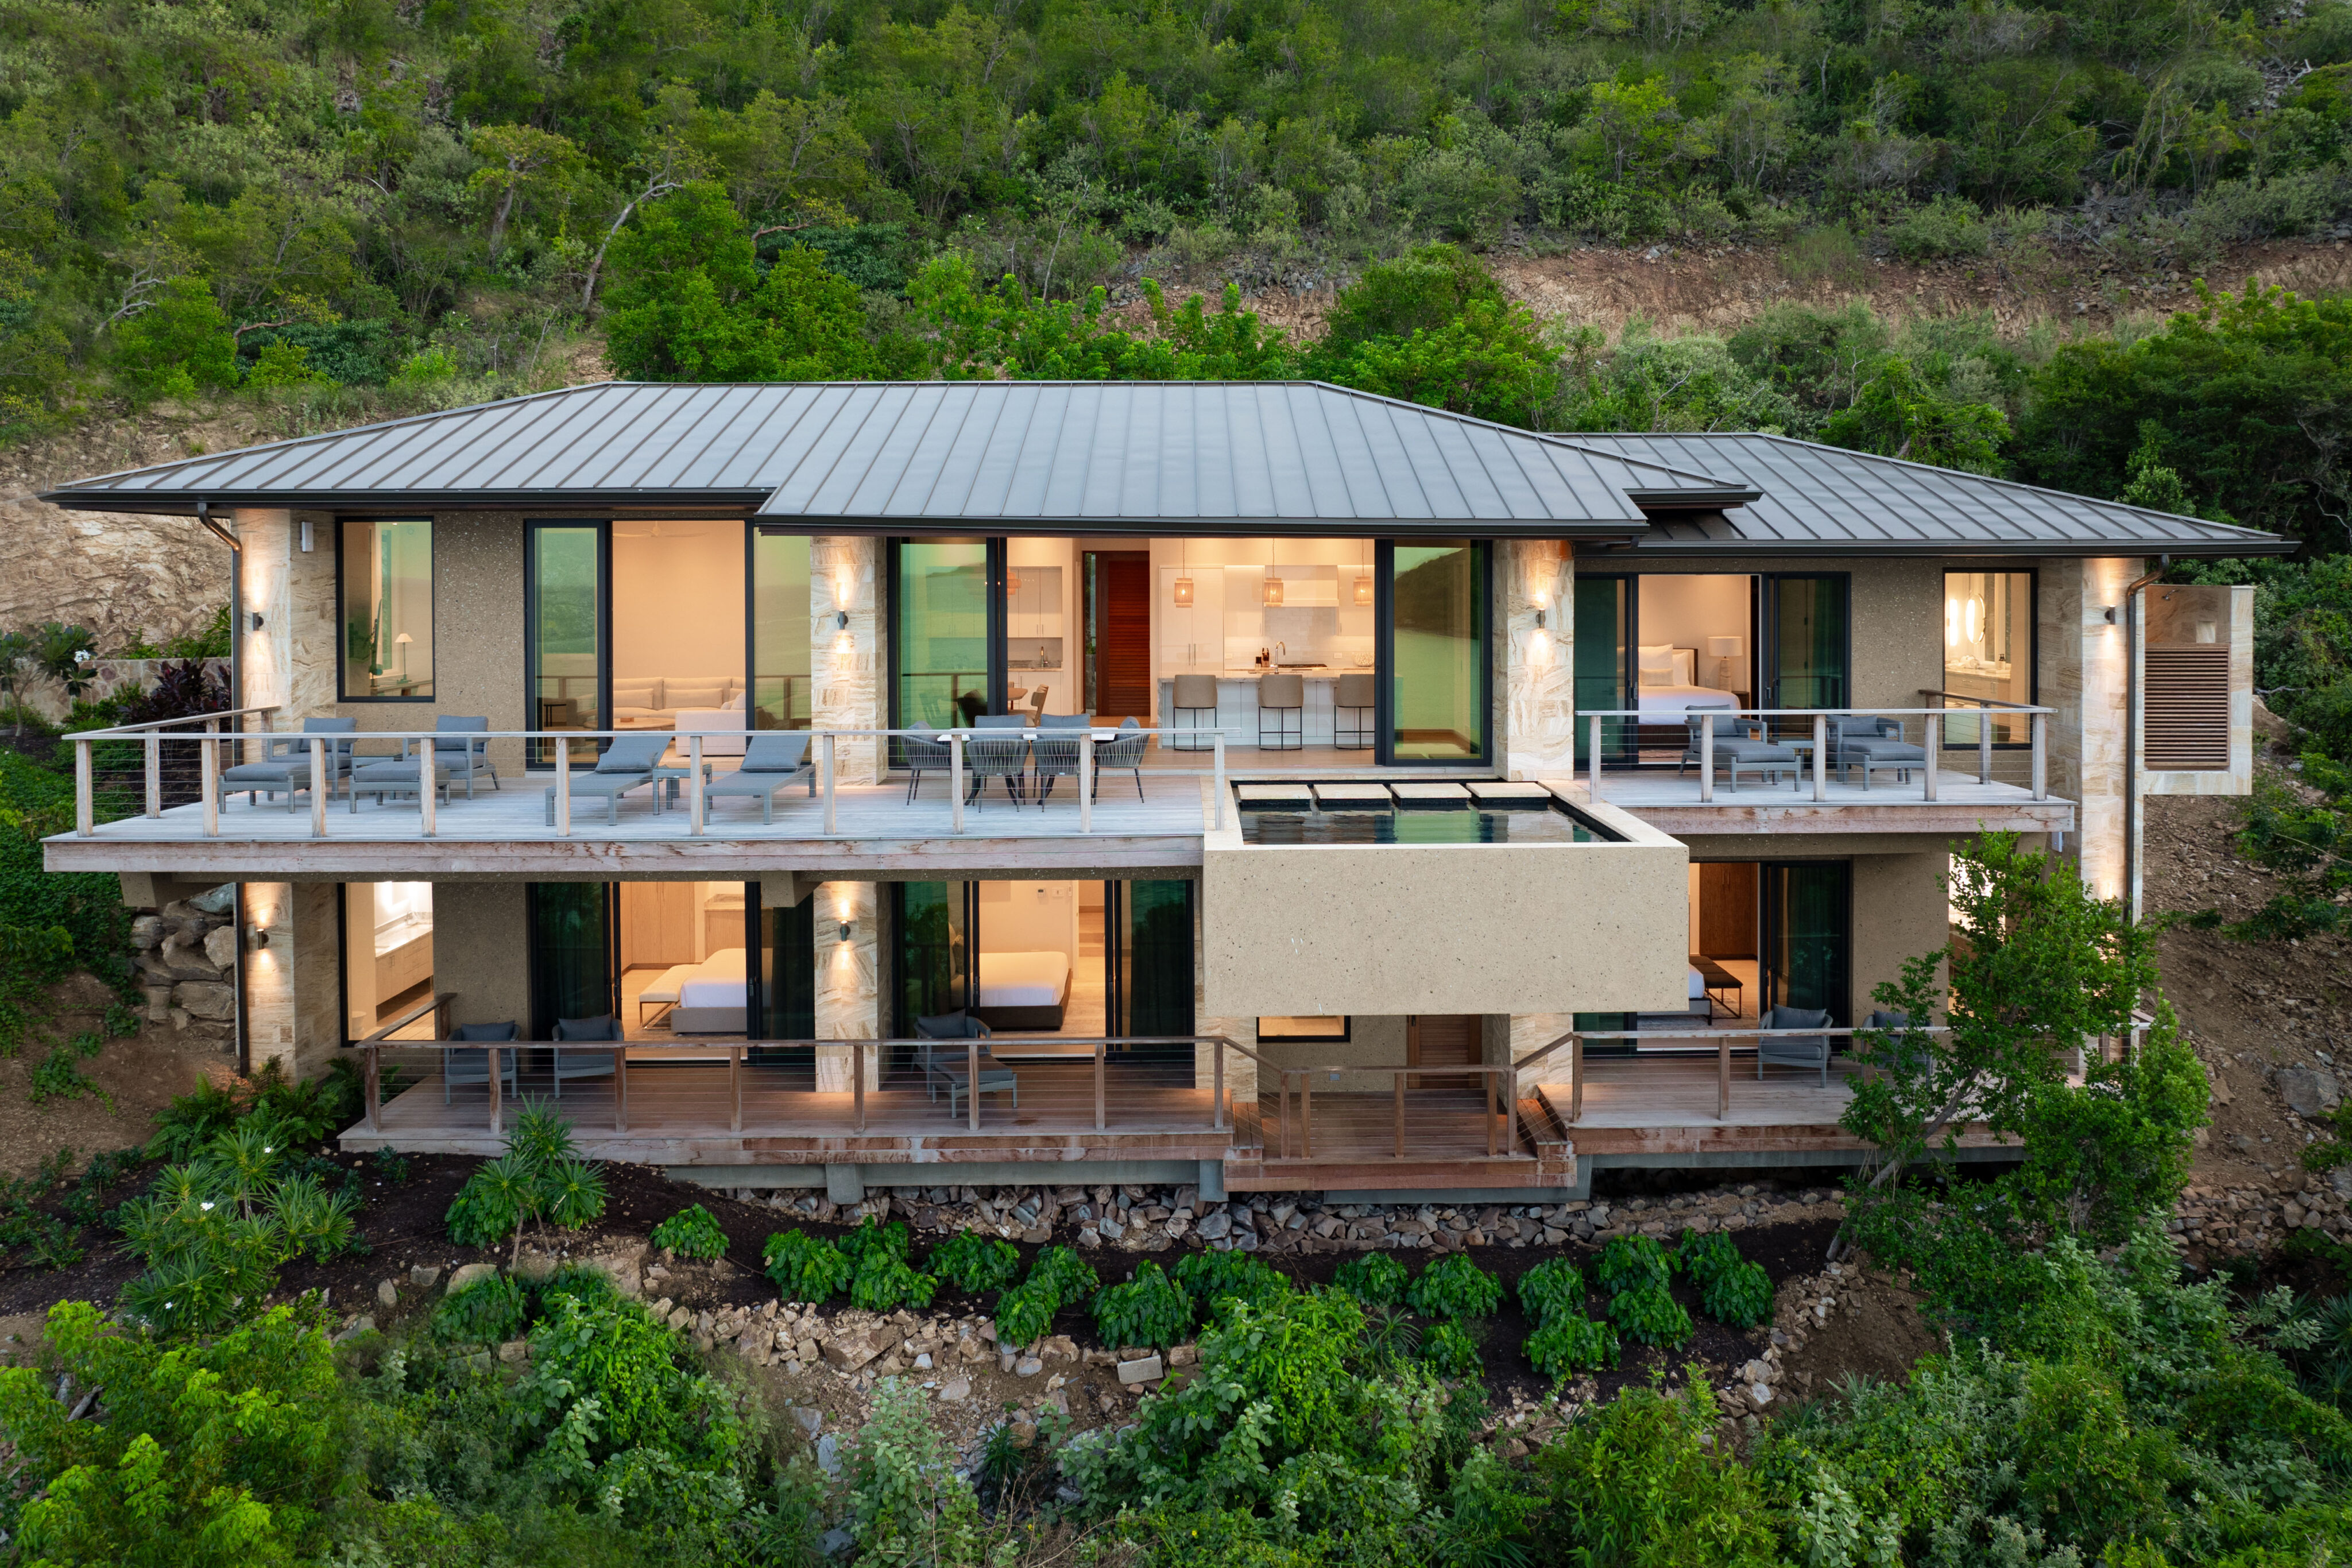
left=977, top=951, right=1071, bottom=1009
left=678, top=946, right=748, bottom=1009
left=1637, top=684, right=1742, bottom=720
left=1689, top=966, right=1706, bottom=1000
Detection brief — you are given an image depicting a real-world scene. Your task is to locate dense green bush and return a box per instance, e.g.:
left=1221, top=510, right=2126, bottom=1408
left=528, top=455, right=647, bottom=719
left=993, top=1244, right=1101, bottom=1349
left=648, top=1202, right=730, bottom=1261
left=1420, top=1320, right=1484, bottom=1378
left=761, top=1228, right=852, bottom=1303
left=1595, top=1234, right=1676, bottom=1296
left=1535, top=1381, right=1782, bottom=1566
left=431, top=1272, right=531, bottom=1345
left=1407, top=1252, right=1502, bottom=1319
left=929, top=1230, right=1020, bottom=1293
left=1330, top=1250, right=1411, bottom=1305
left=1527, top=1313, right=1620, bottom=1379
left=835, top=1214, right=911, bottom=1267
left=1516, top=1257, right=1587, bottom=1323
left=1093, top=1260, right=1194, bottom=1350
left=849, top=1248, right=939, bottom=1313
left=1701, top=1260, right=1776, bottom=1329
left=442, top=1105, right=605, bottom=1263
left=1608, top=1282, right=1696, bottom=1348
left=1171, top=1248, right=1290, bottom=1319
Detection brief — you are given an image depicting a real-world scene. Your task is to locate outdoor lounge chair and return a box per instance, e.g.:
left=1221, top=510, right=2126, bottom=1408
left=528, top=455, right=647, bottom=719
left=540, top=733, right=668, bottom=825
left=1678, top=715, right=1800, bottom=792
left=350, top=717, right=501, bottom=811
left=964, top=715, right=1031, bottom=809
left=549, top=1014, right=624, bottom=1098
left=1757, top=1004, right=1834, bottom=1086
left=218, top=717, right=357, bottom=811
left=900, top=722, right=953, bottom=802
left=705, top=731, right=815, bottom=822
left=1091, top=717, right=1147, bottom=803
left=913, top=1010, right=1018, bottom=1117
left=1829, top=715, right=1929, bottom=790
left=443, top=1020, right=520, bottom=1104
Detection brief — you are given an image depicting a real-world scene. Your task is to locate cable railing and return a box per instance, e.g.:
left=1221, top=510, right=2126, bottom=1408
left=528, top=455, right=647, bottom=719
left=60, top=717, right=1236, bottom=841
left=1573, top=702, right=2052, bottom=804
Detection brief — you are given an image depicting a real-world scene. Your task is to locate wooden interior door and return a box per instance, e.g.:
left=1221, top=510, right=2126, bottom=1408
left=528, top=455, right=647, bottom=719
left=1407, top=1015, right=1481, bottom=1089
left=1091, top=553, right=1153, bottom=719
left=1697, top=862, right=1758, bottom=958
left=620, top=882, right=696, bottom=970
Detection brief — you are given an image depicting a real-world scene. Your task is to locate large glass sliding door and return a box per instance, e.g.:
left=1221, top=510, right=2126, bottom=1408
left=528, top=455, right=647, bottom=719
left=752, top=531, right=813, bottom=732
left=1761, top=574, right=1848, bottom=721
left=893, top=881, right=973, bottom=1032
left=527, top=883, right=616, bottom=1037
left=762, top=892, right=817, bottom=1040
left=1760, top=861, right=1850, bottom=1024
left=1380, top=540, right=1490, bottom=765
left=1111, top=881, right=1194, bottom=1036
left=891, top=540, right=997, bottom=736
left=892, top=879, right=1195, bottom=1039
left=528, top=522, right=607, bottom=766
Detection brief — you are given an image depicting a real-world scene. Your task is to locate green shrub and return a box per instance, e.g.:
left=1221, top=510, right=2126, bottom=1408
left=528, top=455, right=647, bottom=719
left=1029, top=1244, right=1100, bottom=1303
left=850, top=1248, right=939, bottom=1313
left=269, top=1172, right=359, bottom=1262
left=1407, top=1252, right=1502, bottom=1320
left=536, top=1261, right=623, bottom=1317
left=1534, top=1381, right=1780, bottom=1566
left=517, top=1291, right=742, bottom=1469
left=837, top=1214, right=911, bottom=1265
left=993, top=1278, right=1059, bottom=1348
left=1596, top=1234, right=1674, bottom=1296
left=432, top=1273, right=531, bottom=1345
left=1700, top=1259, right=1775, bottom=1329
left=763, top=1229, right=853, bottom=1303
left=1331, top=1250, right=1411, bottom=1304
left=1421, top=1319, right=1483, bottom=1377
left=1676, top=1229, right=1742, bottom=1290
left=840, top=1379, right=991, bottom=1565
left=1527, top=1312, right=1619, bottom=1378
left=1608, top=1281, right=1694, bottom=1348
left=1094, top=1261, right=1194, bottom=1350
left=930, top=1230, right=1021, bottom=1292
left=1517, top=1257, right=1587, bottom=1324
left=649, top=1202, right=730, bottom=1261
left=441, top=1105, right=605, bottom=1261
left=1171, top=1248, right=1290, bottom=1319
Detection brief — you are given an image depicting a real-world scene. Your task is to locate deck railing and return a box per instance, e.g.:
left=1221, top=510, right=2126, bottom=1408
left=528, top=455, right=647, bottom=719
left=1575, top=700, right=2051, bottom=804
left=63, top=716, right=1232, bottom=841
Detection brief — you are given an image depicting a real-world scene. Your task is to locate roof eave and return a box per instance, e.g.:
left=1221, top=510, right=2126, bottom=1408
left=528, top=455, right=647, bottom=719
left=1607, top=535, right=2301, bottom=558
left=746, top=513, right=1653, bottom=539
left=37, top=489, right=776, bottom=516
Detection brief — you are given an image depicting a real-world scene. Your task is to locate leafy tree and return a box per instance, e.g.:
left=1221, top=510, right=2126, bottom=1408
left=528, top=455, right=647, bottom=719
left=1820, top=357, right=2011, bottom=473
left=105, top=276, right=238, bottom=404
left=1534, top=1378, right=1782, bottom=1566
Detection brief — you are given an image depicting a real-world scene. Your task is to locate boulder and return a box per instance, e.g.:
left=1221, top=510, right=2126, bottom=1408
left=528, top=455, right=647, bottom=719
left=408, top=1264, right=442, bottom=1288
left=497, top=1338, right=532, bottom=1365
left=2280, top=1069, right=2342, bottom=1117
left=202, top=924, right=237, bottom=970
left=1196, top=1210, right=1232, bottom=1240
left=447, top=1262, right=500, bottom=1294
left=823, top=1331, right=884, bottom=1372
left=377, top=1278, right=399, bottom=1310
left=172, top=981, right=235, bottom=1021
left=1117, top=1354, right=1165, bottom=1385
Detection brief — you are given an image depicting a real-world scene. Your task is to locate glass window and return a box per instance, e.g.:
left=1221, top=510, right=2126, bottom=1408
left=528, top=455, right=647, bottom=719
left=1573, top=574, right=1628, bottom=765
left=754, top=532, right=812, bottom=731
left=1761, top=862, right=1850, bottom=1025
left=530, top=524, right=602, bottom=765
left=1763, top=574, right=1847, bottom=714
left=763, top=893, right=817, bottom=1040
left=893, top=541, right=991, bottom=734
left=1258, top=1017, right=1349, bottom=1042
left=1943, top=571, right=2034, bottom=745
left=341, top=519, right=432, bottom=698
left=893, top=881, right=970, bottom=1033
left=1387, top=541, right=1488, bottom=762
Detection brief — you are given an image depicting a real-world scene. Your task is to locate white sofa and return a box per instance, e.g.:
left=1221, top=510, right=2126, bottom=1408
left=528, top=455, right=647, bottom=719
left=612, top=677, right=748, bottom=753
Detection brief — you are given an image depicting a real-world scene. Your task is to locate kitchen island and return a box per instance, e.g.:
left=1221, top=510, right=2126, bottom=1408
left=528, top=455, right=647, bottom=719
left=1156, top=669, right=1369, bottom=749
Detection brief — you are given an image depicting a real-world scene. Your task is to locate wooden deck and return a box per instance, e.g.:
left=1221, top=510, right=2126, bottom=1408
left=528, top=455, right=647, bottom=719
left=1545, top=1056, right=2014, bottom=1162
left=1576, top=769, right=2072, bottom=836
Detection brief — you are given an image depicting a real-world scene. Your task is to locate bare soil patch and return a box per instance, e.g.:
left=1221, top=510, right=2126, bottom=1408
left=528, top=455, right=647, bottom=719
left=0, top=973, right=233, bottom=1183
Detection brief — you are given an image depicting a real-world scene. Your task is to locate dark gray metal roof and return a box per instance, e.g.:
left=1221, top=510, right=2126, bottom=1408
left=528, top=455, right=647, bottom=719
left=41, top=380, right=1751, bottom=536
left=1558, top=432, right=2292, bottom=557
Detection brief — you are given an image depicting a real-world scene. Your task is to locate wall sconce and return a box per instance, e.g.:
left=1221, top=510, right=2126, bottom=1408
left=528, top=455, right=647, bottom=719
left=299, top=519, right=313, bottom=552
left=245, top=924, right=270, bottom=948
left=249, top=611, right=266, bottom=632
left=837, top=921, right=853, bottom=943
left=1534, top=609, right=1547, bottom=629
left=2102, top=606, right=2121, bottom=625
left=834, top=609, right=849, bottom=630
left=833, top=574, right=854, bottom=630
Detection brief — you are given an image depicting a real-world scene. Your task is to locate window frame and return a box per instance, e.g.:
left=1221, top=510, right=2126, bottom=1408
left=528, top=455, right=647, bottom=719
left=523, top=518, right=612, bottom=770
left=1374, top=537, right=1494, bottom=768
left=1938, top=567, right=2038, bottom=750
left=1256, top=1016, right=1352, bottom=1044
left=335, top=516, right=437, bottom=702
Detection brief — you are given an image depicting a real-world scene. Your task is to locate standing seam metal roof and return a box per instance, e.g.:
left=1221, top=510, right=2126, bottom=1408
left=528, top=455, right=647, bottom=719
left=40, top=380, right=1747, bottom=531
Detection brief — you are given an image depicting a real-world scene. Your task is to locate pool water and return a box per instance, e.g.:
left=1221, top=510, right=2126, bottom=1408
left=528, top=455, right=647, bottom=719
left=1239, top=802, right=1619, bottom=845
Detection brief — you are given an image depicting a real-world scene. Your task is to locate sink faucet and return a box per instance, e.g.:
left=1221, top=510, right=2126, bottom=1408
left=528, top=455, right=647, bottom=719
left=1276, top=641, right=1287, bottom=662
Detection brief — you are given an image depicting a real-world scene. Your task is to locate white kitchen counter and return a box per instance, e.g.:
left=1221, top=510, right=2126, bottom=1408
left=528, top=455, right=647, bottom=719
left=1157, top=671, right=1372, bottom=748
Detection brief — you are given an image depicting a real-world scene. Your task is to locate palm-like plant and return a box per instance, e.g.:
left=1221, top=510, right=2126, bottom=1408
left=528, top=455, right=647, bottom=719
left=211, top=1121, right=284, bottom=1218
left=443, top=1102, right=607, bottom=1264
left=272, top=1172, right=359, bottom=1262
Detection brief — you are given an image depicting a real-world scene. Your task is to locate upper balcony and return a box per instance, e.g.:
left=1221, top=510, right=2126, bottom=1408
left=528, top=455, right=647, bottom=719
left=1572, top=695, right=2074, bottom=838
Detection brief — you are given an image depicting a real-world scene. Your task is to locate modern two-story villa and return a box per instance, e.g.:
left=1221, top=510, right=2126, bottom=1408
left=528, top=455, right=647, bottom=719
left=40, top=381, right=2284, bottom=1202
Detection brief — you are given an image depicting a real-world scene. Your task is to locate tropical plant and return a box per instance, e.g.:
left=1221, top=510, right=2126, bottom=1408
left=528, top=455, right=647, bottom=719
left=763, top=1229, right=853, bottom=1303
left=1407, top=1252, right=1503, bottom=1320
left=850, top=1249, right=940, bottom=1313
left=1421, top=1319, right=1484, bottom=1377
left=930, top=1230, right=1021, bottom=1293
left=1171, top=1248, right=1290, bottom=1319
left=1093, top=1260, right=1194, bottom=1351
left=1332, top=1250, right=1412, bottom=1305
left=1527, top=1313, right=1621, bottom=1379
left=442, top=1103, right=606, bottom=1264
left=432, top=1272, right=532, bottom=1344
left=649, top=1202, right=730, bottom=1261
left=1596, top=1234, right=1676, bottom=1296
left=1701, top=1260, right=1778, bottom=1329
left=1609, top=1281, right=1696, bottom=1348
left=1517, top=1257, right=1588, bottom=1324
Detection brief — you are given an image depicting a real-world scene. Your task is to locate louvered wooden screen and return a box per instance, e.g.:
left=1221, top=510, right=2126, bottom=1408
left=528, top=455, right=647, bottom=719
left=2144, top=647, right=2230, bottom=771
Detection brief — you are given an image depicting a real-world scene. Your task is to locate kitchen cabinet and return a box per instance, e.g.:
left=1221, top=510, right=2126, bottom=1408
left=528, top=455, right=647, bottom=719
left=1157, top=564, right=1224, bottom=672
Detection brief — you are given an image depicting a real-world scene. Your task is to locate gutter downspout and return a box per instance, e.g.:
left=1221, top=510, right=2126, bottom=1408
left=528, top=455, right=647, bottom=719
left=2114, top=554, right=2168, bottom=926
left=197, top=501, right=252, bottom=1076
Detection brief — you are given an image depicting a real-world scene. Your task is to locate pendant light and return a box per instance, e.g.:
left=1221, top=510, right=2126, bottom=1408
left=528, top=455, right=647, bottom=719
left=1263, top=538, right=1283, bottom=606
left=1354, top=539, right=1372, bottom=606
left=1173, top=539, right=1193, bottom=606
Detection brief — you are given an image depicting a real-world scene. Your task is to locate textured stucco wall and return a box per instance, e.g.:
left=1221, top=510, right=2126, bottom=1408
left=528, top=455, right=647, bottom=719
left=1849, top=851, right=1951, bottom=1017
left=433, top=881, right=532, bottom=1033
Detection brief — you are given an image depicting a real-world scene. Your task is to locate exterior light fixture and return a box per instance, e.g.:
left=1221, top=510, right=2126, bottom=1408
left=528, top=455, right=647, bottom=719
left=837, top=921, right=853, bottom=943
left=1534, top=609, right=1547, bottom=629
left=835, top=610, right=849, bottom=630
left=249, top=611, right=266, bottom=632
left=245, top=925, right=269, bottom=947
left=299, top=518, right=313, bottom=552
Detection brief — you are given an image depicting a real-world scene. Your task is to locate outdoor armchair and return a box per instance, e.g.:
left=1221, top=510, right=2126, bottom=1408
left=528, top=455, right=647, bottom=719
left=1757, top=1005, right=1834, bottom=1086
left=219, top=717, right=358, bottom=811
left=443, top=1020, right=519, bottom=1104
left=1092, top=717, right=1147, bottom=803
left=900, top=722, right=953, bottom=803
left=548, top=1014, right=623, bottom=1098
left=1031, top=713, right=1092, bottom=805
left=964, top=715, right=1031, bottom=809
left=1678, top=715, right=1800, bottom=792
left=912, top=1011, right=1017, bottom=1118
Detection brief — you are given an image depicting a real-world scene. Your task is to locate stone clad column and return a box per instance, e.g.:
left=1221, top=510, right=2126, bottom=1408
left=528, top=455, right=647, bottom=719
left=811, top=536, right=883, bottom=785
left=1501, top=540, right=1576, bottom=781
left=2041, top=556, right=2137, bottom=905
left=232, top=508, right=342, bottom=1079
left=814, top=879, right=880, bottom=1093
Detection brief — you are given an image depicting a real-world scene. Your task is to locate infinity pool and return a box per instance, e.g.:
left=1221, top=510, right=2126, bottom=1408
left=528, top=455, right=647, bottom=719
left=1238, top=800, right=1621, bottom=845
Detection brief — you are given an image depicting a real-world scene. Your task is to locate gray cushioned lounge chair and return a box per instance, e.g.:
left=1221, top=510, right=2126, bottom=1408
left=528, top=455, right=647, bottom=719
left=443, top=1020, right=519, bottom=1103
left=541, top=733, right=668, bottom=825
left=913, top=1011, right=1017, bottom=1117
left=549, top=1014, right=623, bottom=1098
left=1757, top=1004, right=1833, bottom=1086
left=1678, top=715, right=1801, bottom=792
left=219, top=717, right=357, bottom=811
left=431, top=715, right=500, bottom=795
left=1829, top=715, right=1929, bottom=790
left=706, top=731, right=815, bottom=822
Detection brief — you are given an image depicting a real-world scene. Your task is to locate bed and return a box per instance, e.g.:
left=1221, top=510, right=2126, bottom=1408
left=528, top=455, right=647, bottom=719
left=1635, top=645, right=1742, bottom=722
left=974, top=950, right=1071, bottom=1031
left=667, top=946, right=749, bottom=1035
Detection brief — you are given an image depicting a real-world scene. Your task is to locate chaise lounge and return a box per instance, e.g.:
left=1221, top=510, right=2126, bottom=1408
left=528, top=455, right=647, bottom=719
left=218, top=717, right=358, bottom=811
left=704, top=731, right=815, bottom=822
left=541, top=733, right=668, bottom=825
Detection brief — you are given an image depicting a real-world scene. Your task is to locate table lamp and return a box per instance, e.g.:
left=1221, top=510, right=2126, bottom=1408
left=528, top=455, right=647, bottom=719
left=1708, top=635, right=1742, bottom=690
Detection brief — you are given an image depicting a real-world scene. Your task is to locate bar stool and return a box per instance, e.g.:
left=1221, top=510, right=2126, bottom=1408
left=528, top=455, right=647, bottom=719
left=1335, top=672, right=1376, bottom=750
left=1257, top=672, right=1304, bottom=750
left=1171, top=673, right=1219, bottom=752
